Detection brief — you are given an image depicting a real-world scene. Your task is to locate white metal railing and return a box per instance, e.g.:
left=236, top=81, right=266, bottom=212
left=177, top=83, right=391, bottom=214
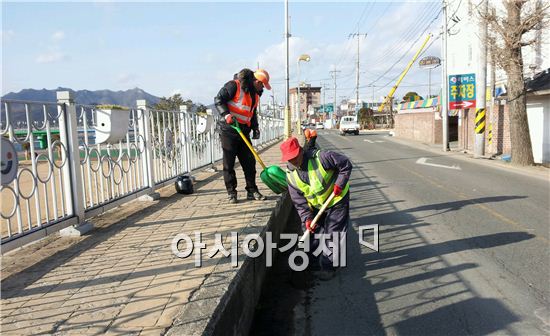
left=1, top=91, right=284, bottom=253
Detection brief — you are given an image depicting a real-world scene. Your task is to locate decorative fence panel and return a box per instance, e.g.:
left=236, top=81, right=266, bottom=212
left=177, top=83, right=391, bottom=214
left=0, top=92, right=284, bottom=253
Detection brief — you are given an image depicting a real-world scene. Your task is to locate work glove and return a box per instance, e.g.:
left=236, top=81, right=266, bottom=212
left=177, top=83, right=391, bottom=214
left=304, top=129, right=311, bottom=140
left=333, top=184, right=343, bottom=196
left=224, top=114, right=234, bottom=124
left=305, top=218, right=316, bottom=233
left=252, top=129, right=260, bottom=139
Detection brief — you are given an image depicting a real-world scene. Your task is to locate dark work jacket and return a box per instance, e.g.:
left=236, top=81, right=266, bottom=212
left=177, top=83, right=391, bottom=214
left=214, top=80, right=259, bottom=136
left=287, top=149, right=352, bottom=225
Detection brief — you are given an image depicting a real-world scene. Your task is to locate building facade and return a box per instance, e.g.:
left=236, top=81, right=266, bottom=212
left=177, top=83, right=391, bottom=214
left=395, top=0, right=549, bottom=164
left=289, top=84, right=321, bottom=122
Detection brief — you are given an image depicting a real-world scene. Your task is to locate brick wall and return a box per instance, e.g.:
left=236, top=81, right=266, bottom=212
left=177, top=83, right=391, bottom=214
left=488, top=102, right=511, bottom=155
left=395, top=111, right=440, bottom=144
left=458, top=102, right=511, bottom=155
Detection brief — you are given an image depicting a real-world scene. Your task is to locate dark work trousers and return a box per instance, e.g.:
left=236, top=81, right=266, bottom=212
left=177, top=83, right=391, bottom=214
left=304, top=193, right=350, bottom=270
left=220, top=129, right=258, bottom=194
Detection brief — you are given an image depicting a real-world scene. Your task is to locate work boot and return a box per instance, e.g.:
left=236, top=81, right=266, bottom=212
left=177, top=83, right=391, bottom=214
left=227, top=193, right=238, bottom=204
left=247, top=191, right=267, bottom=201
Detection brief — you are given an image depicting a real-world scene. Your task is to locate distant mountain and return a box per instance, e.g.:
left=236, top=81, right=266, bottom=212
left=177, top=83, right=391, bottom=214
left=1, top=87, right=161, bottom=107
left=1, top=87, right=161, bottom=124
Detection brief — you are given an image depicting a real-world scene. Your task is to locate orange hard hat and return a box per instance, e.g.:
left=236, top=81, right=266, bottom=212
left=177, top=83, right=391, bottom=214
left=304, top=128, right=311, bottom=140
left=254, top=69, right=271, bottom=90
left=310, top=129, right=317, bottom=138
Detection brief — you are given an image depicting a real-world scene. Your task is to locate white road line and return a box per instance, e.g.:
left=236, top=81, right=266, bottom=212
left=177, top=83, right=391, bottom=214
left=364, top=139, right=374, bottom=143
left=416, top=157, right=461, bottom=170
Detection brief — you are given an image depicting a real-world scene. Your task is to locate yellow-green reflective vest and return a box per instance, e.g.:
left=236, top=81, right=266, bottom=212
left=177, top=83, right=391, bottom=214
left=286, top=151, right=349, bottom=209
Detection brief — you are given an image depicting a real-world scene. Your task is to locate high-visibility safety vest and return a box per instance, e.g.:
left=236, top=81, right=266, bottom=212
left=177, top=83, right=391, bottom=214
left=227, top=79, right=259, bottom=127
left=286, top=151, right=349, bottom=209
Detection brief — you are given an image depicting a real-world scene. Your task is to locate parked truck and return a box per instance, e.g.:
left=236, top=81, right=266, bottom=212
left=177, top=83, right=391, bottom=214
left=339, top=116, right=360, bottom=135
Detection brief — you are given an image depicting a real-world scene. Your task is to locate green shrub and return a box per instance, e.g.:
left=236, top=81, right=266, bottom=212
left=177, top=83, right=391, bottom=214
left=96, top=104, right=129, bottom=110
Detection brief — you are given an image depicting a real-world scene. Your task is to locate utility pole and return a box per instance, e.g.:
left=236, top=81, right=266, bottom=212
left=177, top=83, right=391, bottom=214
left=442, top=0, right=449, bottom=151
left=330, top=69, right=341, bottom=122
left=284, top=0, right=291, bottom=138
left=321, top=82, right=327, bottom=120
left=271, top=94, right=276, bottom=117
left=271, top=86, right=276, bottom=117
left=487, top=34, right=495, bottom=152
left=349, top=32, right=367, bottom=117
left=474, top=0, right=488, bottom=158
left=323, top=84, right=327, bottom=114
left=367, top=84, right=375, bottom=108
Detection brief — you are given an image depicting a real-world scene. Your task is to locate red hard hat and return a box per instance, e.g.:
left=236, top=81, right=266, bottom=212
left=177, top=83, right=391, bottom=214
left=280, top=137, right=301, bottom=162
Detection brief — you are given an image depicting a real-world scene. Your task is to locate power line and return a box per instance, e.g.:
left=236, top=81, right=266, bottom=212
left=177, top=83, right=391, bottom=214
left=333, top=2, right=376, bottom=70
left=366, top=6, right=442, bottom=87
left=367, top=2, right=440, bottom=67
left=362, top=2, right=393, bottom=36
left=339, top=2, right=439, bottom=94
left=343, top=4, right=442, bottom=99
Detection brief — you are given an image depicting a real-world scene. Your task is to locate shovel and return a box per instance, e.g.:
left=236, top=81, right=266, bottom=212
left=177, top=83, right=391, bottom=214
left=230, top=120, right=288, bottom=194
left=298, top=192, right=336, bottom=248
left=290, top=192, right=337, bottom=288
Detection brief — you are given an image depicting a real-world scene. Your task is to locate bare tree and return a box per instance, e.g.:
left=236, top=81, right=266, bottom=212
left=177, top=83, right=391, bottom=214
left=484, top=0, right=549, bottom=166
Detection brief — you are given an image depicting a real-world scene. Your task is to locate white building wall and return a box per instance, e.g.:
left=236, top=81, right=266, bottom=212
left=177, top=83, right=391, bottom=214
left=447, top=0, right=549, bottom=81
left=527, top=95, right=550, bottom=163
left=446, top=0, right=549, bottom=163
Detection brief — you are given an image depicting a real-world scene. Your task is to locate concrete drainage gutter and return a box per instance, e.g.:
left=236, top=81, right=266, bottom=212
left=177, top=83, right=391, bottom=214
left=166, top=192, right=295, bottom=336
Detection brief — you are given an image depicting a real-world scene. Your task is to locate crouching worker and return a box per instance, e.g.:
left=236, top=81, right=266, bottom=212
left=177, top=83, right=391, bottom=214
left=280, top=137, right=352, bottom=281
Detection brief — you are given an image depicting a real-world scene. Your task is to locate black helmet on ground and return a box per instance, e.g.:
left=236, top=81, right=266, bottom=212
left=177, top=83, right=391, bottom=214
left=175, top=175, right=194, bottom=194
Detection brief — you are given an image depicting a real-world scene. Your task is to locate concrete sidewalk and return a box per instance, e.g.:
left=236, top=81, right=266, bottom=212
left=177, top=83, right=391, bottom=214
left=1, top=140, right=291, bottom=335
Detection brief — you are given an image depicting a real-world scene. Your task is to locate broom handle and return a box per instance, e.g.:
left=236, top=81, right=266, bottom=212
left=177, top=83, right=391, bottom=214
left=232, top=122, right=267, bottom=169
left=299, top=192, right=336, bottom=244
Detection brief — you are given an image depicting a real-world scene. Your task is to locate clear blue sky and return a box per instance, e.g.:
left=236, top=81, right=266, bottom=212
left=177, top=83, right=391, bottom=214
left=2, top=1, right=441, bottom=105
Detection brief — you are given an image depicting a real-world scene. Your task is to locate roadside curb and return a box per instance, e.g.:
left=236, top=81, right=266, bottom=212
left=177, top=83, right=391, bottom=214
left=166, top=193, right=295, bottom=336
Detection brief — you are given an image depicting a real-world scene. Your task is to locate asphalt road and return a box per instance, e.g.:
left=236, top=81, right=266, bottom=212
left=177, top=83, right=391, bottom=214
left=262, top=130, right=550, bottom=336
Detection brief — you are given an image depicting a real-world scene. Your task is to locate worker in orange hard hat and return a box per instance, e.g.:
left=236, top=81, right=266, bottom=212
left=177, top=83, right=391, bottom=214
left=215, top=68, right=272, bottom=204
left=253, top=69, right=271, bottom=90
left=303, top=128, right=318, bottom=152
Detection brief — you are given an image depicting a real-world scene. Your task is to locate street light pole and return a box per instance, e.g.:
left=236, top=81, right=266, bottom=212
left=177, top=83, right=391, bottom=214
left=284, top=0, right=291, bottom=138
left=297, top=60, right=301, bottom=132
left=297, top=54, right=310, bottom=135
left=442, top=0, right=449, bottom=151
